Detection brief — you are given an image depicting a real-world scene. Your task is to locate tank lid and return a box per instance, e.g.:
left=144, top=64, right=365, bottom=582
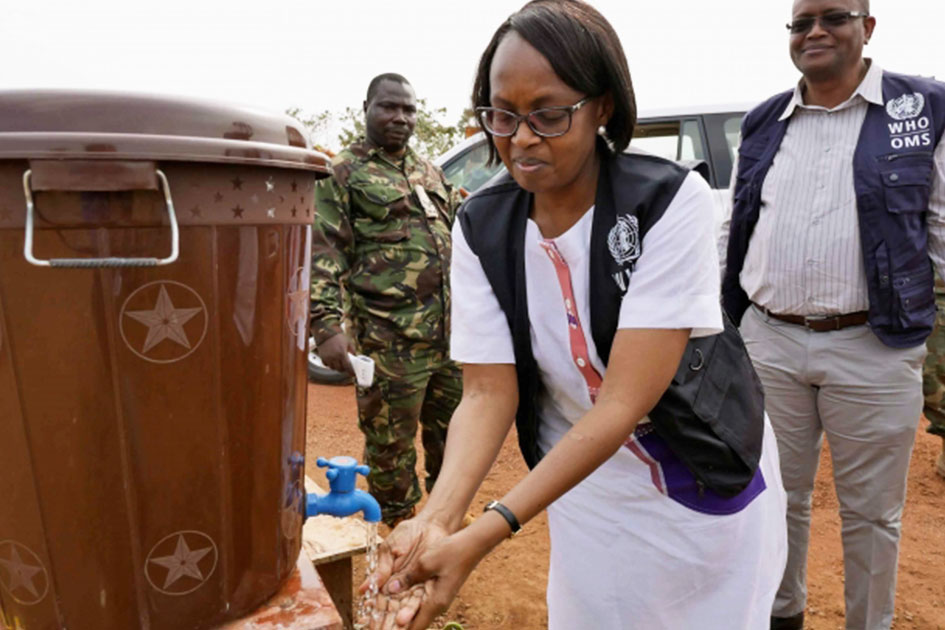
left=0, top=90, right=332, bottom=176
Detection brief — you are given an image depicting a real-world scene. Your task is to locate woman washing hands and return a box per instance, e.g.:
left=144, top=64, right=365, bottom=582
left=361, top=1, right=787, bottom=628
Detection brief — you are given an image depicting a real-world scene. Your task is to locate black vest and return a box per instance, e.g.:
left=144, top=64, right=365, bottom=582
left=459, top=151, right=765, bottom=496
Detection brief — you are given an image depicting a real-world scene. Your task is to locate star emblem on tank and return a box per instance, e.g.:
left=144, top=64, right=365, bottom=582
left=281, top=480, right=304, bottom=540
left=0, top=541, right=49, bottom=605
left=231, top=176, right=244, bottom=190
left=119, top=281, right=208, bottom=364
left=232, top=204, right=245, bottom=219
left=126, top=286, right=202, bottom=352
left=189, top=205, right=202, bottom=218
left=145, top=531, right=218, bottom=596
left=266, top=176, right=275, bottom=192
left=287, top=267, right=310, bottom=337
left=214, top=192, right=224, bottom=203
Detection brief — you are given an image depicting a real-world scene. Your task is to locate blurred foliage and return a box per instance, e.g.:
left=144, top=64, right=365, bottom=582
left=288, top=102, right=477, bottom=161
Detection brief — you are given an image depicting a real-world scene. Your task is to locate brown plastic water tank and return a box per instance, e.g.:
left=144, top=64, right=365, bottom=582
left=0, top=90, right=331, bottom=630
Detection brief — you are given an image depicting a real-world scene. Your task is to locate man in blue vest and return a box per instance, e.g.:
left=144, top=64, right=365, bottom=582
left=721, top=1, right=945, bottom=628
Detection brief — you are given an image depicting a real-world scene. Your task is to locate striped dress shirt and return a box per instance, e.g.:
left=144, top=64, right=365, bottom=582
left=722, top=61, right=945, bottom=316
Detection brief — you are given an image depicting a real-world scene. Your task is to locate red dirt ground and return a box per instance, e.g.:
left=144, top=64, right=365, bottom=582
left=305, top=382, right=945, bottom=630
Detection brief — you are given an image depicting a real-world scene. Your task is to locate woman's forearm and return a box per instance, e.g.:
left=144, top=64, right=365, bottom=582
left=489, top=328, right=690, bottom=532
left=418, top=364, right=518, bottom=532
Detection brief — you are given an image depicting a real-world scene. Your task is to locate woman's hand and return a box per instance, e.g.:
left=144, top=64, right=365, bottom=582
left=360, top=517, right=450, bottom=598
left=358, top=584, right=425, bottom=630
left=386, top=525, right=496, bottom=630
left=357, top=516, right=454, bottom=630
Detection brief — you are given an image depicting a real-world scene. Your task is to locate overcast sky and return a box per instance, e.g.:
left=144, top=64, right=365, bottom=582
left=3, top=1, right=943, bottom=149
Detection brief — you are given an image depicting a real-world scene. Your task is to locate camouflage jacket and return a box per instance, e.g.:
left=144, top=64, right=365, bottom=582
left=310, top=140, right=461, bottom=356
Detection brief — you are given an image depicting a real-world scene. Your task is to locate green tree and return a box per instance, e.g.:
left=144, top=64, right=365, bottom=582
left=285, top=107, right=337, bottom=154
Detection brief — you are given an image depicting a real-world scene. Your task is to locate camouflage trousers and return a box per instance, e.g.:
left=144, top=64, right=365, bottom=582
left=923, top=290, right=945, bottom=439
left=355, top=350, right=462, bottom=525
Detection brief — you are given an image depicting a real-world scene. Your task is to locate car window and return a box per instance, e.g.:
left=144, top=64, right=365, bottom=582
left=442, top=141, right=506, bottom=193
left=632, top=119, right=705, bottom=162
left=679, top=120, right=706, bottom=161
left=723, top=116, right=742, bottom=166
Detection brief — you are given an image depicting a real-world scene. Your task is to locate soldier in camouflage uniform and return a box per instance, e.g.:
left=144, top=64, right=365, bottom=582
left=310, top=73, right=463, bottom=525
left=922, top=275, right=945, bottom=478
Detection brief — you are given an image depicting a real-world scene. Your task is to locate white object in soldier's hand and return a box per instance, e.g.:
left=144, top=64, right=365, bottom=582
left=347, top=353, right=375, bottom=388
left=415, top=185, right=439, bottom=220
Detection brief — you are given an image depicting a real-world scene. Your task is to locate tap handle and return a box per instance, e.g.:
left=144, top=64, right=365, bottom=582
left=356, top=465, right=370, bottom=477
left=314, top=455, right=362, bottom=493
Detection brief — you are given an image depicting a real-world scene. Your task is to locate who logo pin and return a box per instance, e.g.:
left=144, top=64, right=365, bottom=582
left=607, top=215, right=641, bottom=292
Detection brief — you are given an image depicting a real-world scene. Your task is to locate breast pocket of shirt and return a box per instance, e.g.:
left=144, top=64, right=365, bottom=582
left=424, top=180, right=454, bottom=223
left=349, top=182, right=410, bottom=243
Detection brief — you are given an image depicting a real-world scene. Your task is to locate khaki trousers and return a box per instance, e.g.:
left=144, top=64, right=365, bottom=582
left=740, top=306, right=924, bottom=630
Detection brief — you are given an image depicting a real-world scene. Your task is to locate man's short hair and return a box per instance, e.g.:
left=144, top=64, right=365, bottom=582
left=366, top=73, right=411, bottom=103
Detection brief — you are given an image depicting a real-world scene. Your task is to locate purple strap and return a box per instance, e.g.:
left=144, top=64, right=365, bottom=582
left=626, top=424, right=766, bottom=516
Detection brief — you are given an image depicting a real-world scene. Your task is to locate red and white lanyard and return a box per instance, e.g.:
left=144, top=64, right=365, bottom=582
left=539, top=239, right=603, bottom=403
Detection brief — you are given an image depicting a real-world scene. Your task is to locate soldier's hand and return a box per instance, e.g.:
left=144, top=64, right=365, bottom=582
left=317, top=332, right=356, bottom=375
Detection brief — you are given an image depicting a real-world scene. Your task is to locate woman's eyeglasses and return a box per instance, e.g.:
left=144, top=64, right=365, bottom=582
left=786, top=11, right=869, bottom=35
left=476, top=97, right=591, bottom=138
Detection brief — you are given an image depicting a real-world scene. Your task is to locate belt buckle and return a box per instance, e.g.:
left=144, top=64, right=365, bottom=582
left=803, top=314, right=837, bottom=331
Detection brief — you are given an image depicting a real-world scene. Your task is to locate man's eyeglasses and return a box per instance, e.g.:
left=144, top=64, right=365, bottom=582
left=476, top=97, right=591, bottom=138
left=786, top=11, right=869, bottom=35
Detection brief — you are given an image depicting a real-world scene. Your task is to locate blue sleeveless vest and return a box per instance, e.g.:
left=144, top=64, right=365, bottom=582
left=722, top=71, right=945, bottom=348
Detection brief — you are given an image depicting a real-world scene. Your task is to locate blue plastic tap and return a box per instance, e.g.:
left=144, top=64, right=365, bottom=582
left=305, top=456, right=382, bottom=523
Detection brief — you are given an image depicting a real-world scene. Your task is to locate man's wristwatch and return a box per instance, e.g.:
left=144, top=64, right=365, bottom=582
left=483, top=500, right=522, bottom=537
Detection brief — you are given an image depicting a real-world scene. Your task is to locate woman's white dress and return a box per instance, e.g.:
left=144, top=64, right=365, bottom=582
left=450, top=172, right=787, bottom=629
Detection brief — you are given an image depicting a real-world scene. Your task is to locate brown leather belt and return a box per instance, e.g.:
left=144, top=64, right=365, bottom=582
left=752, top=303, right=868, bottom=332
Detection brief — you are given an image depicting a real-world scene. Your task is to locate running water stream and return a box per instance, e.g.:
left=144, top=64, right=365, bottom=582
left=354, top=521, right=379, bottom=629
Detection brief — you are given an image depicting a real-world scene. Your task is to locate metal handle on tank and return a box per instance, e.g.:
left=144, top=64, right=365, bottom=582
left=21, top=168, right=180, bottom=268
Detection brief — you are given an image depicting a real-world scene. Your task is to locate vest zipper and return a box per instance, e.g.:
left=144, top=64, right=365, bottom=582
left=885, top=151, right=933, bottom=161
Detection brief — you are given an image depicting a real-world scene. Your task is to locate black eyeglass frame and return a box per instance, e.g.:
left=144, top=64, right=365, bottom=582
left=785, top=11, right=869, bottom=35
left=475, top=96, right=592, bottom=139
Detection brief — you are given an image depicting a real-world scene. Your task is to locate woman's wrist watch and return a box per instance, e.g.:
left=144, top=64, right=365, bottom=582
left=483, top=500, right=522, bottom=537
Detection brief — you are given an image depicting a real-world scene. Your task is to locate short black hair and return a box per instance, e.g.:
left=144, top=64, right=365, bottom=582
left=472, top=0, right=636, bottom=161
left=366, top=73, right=411, bottom=103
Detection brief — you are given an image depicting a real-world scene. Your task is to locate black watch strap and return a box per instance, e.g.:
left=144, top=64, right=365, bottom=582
left=483, top=500, right=522, bottom=536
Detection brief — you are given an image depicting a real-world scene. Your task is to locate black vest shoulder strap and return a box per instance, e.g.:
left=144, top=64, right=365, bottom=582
left=457, top=172, right=528, bottom=337
left=459, top=173, right=543, bottom=467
